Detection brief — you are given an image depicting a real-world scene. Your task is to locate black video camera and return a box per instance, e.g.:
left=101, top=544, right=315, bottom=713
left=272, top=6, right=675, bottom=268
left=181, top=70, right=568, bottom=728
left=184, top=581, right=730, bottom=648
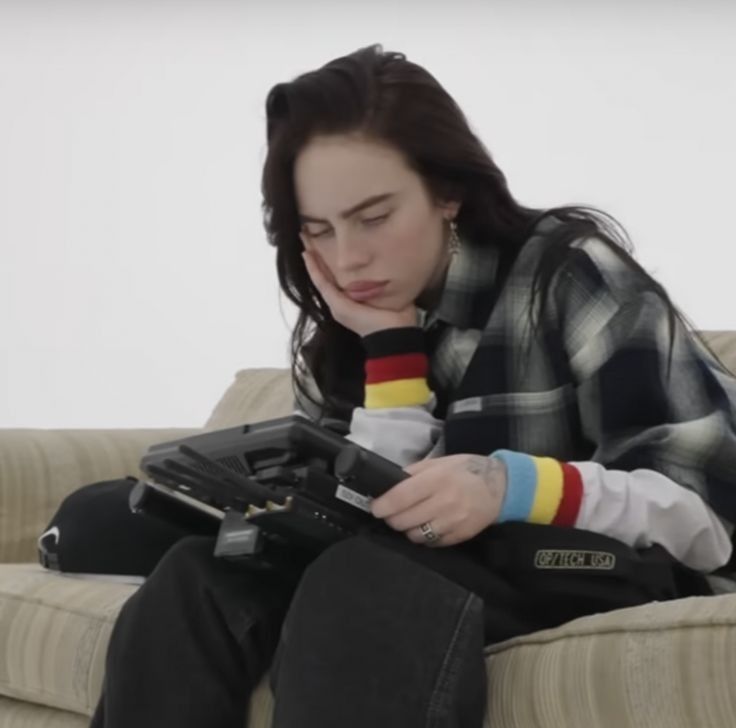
left=130, top=414, right=408, bottom=573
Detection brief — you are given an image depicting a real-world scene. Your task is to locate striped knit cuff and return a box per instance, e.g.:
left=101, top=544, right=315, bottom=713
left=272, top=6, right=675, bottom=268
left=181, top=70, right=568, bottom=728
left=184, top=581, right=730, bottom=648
left=361, top=327, right=432, bottom=409
left=361, top=327, right=425, bottom=358
left=491, top=450, right=583, bottom=527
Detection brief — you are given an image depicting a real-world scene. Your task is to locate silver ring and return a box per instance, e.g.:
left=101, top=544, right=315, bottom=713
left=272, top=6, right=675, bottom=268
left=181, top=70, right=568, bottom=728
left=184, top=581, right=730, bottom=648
left=419, top=521, right=439, bottom=543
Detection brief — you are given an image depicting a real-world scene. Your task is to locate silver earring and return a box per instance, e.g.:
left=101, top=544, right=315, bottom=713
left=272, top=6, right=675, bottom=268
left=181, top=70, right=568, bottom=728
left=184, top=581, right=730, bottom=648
left=448, top=219, right=461, bottom=256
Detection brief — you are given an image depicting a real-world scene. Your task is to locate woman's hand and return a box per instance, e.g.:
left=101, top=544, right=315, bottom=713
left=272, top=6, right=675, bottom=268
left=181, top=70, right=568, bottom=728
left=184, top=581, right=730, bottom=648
left=370, top=454, right=508, bottom=547
left=302, top=249, right=418, bottom=338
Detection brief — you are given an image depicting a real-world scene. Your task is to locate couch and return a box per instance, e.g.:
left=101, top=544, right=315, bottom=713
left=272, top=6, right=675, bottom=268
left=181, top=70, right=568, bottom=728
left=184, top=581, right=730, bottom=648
left=1, top=332, right=735, bottom=727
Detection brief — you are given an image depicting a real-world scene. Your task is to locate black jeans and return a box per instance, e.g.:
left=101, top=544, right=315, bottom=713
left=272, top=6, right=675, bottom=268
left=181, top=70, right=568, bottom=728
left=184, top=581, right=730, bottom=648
left=89, top=526, right=696, bottom=728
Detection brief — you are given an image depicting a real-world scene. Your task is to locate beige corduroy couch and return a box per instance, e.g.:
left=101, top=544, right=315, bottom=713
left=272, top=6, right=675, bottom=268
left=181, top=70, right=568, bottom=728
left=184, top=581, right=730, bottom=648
left=1, top=331, right=735, bottom=728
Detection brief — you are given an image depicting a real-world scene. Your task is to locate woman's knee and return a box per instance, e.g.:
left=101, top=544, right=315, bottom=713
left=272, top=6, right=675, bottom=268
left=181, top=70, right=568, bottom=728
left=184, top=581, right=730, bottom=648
left=302, top=531, right=440, bottom=583
left=294, top=533, right=441, bottom=606
left=301, top=534, right=386, bottom=581
left=146, top=534, right=217, bottom=586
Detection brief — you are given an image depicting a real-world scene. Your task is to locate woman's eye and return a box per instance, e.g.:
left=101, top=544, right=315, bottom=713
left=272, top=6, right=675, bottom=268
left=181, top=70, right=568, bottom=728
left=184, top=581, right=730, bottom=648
left=362, top=213, right=389, bottom=227
left=307, top=228, right=332, bottom=239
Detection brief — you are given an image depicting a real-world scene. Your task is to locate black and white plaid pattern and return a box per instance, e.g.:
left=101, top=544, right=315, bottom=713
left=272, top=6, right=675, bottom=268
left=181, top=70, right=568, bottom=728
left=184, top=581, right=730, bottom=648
left=421, top=218, right=736, bottom=540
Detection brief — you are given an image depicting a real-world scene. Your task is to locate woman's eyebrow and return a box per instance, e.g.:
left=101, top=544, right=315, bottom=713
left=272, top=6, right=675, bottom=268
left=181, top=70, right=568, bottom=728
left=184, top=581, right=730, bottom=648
left=299, top=192, right=396, bottom=224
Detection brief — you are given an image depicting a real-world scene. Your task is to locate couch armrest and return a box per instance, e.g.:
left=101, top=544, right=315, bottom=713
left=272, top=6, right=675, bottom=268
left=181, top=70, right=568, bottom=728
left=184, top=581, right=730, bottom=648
left=0, top=428, right=201, bottom=563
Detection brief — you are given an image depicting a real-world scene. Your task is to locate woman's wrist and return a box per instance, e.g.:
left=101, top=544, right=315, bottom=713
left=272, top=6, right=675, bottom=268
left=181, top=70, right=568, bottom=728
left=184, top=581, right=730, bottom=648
left=491, top=450, right=583, bottom=527
left=361, top=327, right=431, bottom=409
left=361, top=326, right=425, bottom=357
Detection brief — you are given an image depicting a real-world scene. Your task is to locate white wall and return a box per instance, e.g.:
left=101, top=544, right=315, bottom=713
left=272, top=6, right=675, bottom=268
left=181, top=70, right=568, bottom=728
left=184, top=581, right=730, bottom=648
left=2, top=1, right=734, bottom=428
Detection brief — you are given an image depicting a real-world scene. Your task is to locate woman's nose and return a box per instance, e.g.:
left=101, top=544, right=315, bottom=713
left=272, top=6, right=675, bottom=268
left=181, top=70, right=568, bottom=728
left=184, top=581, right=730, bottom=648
left=334, top=232, right=372, bottom=272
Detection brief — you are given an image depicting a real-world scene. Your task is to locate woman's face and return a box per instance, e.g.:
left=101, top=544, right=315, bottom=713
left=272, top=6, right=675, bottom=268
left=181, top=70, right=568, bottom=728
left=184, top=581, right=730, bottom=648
left=294, top=133, right=460, bottom=312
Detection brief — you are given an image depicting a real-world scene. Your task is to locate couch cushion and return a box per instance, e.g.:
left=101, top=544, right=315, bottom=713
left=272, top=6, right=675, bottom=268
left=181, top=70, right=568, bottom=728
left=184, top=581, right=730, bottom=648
left=204, top=368, right=293, bottom=430
left=0, top=694, right=89, bottom=728
left=0, top=564, right=135, bottom=716
left=483, top=593, right=736, bottom=727
left=0, top=564, right=275, bottom=724
left=2, top=562, right=735, bottom=727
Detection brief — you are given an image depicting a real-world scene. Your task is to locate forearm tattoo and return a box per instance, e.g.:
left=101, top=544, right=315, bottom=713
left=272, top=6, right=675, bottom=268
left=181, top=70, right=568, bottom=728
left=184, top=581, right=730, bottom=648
left=465, top=455, right=507, bottom=501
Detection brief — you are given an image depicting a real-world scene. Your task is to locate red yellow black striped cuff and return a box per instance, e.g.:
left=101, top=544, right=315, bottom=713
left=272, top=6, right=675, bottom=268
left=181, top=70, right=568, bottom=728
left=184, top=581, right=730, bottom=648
left=361, top=327, right=431, bottom=409
left=361, top=326, right=426, bottom=359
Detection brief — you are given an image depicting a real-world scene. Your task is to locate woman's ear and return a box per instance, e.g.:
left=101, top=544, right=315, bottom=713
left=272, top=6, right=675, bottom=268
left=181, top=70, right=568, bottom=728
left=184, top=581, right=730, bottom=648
left=440, top=200, right=462, bottom=221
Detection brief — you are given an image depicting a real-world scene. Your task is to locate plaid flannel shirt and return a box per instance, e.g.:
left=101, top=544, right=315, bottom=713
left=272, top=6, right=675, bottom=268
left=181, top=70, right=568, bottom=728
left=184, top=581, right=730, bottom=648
left=298, top=217, right=736, bottom=575
left=434, top=218, right=734, bottom=507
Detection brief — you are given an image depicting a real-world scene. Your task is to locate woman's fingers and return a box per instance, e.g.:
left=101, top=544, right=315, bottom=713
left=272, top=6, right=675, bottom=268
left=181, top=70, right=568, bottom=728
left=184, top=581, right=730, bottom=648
left=303, top=250, right=330, bottom=286
left=303, top=251, right=339, bottom=307
left=370, top=471, right=440, bottom=519
left=383, top=493, right=442, bottom=534
left=302, top=250, right=322, bottom=288
left=303, top=250, right=361, bottom=322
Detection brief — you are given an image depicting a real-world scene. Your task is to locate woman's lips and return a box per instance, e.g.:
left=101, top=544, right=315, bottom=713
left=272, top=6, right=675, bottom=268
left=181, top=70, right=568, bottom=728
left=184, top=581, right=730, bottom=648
left=345, top=282, right=387, bottom=301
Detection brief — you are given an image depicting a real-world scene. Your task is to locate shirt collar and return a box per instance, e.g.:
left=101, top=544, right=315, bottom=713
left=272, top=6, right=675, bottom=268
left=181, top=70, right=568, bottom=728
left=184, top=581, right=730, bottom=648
left=418, top=237, right=500, bottom=331
left=417, top=215, right=562, bottom=331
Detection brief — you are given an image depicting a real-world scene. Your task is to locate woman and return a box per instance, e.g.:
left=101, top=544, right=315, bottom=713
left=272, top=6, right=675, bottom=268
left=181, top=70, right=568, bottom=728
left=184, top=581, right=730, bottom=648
left=91, top=44, right=736, bottom=728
